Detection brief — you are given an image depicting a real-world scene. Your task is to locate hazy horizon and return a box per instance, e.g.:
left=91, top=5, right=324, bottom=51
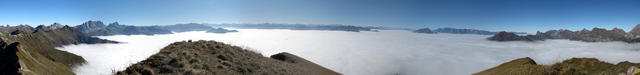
left=2, top=0, right=640, bottom=33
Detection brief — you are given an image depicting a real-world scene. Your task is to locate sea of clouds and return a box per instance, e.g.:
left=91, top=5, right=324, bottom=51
left=56, top=29, right=640, bottom=75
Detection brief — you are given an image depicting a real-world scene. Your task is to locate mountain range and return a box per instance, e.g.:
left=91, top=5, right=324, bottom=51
left=488, top=24, right=640, bottom=43
left=208, top=23, right=378, bottom=32
left=413, top=27, right=527, bottom=35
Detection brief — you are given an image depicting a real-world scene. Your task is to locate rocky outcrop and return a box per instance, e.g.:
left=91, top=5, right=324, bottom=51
left=206, top=28, right=238, bottom=33
left=0, top=40, right=20, bottom=75
left=117, top=40, right=340, bottom=75
left=489, top=26, right=640, bottom=43
left=475, top=57, right=640, bottom=75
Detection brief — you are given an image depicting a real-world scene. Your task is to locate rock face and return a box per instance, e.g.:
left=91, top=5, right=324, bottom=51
left=489, top=26, right=640, bottom=43
left=117, top=40, right=340, bottom=75
left=206, top=28, right=238, bottom=33
left=76, top=21, right=107, bottom=33
left=0, top=23, right=117, bottom=75
left=475, top=57, right=640, bottom=75
left=0, top=40, right=20, bottom=75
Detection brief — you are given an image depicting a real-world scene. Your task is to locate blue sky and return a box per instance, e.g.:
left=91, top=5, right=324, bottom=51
left=1, top=0, right=639, bottom=33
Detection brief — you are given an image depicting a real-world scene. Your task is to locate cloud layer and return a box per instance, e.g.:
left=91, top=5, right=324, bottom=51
left=57, top=29, right=640, bottom=75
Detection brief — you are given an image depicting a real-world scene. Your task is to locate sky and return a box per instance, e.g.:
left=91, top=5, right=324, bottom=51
left=1, top=0, right=639, bottom=33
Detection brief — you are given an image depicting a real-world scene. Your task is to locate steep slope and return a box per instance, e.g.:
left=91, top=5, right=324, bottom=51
left=0, top=24, right=117, bottom=75
left=475, top=57, right=640, bottom=75
left=117, top=40, right=340, bottom=75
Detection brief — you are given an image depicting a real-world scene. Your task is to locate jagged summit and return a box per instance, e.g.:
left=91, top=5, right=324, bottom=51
left=76, top=21, right=107, bottom=33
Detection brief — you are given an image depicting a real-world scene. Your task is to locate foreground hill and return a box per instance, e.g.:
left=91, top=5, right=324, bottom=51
left=475, top=57, right=640, bottom=75
left=0, top=24, right=116, bottom=75
left=117, top=40, right=340, bottom=75
left=488, top=24, right=640, bottom=43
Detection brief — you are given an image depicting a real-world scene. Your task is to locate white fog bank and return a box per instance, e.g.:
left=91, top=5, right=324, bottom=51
left=57, top=29, right=640, bottom=75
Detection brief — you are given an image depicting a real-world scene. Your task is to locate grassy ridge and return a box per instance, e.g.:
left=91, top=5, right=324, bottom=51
left=117, top=40, right=340, bottom=75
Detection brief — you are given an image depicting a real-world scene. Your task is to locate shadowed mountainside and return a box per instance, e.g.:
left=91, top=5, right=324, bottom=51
left=475, top=57, right=640, bottom=75
left=117, top=40, right=340, bottom=75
